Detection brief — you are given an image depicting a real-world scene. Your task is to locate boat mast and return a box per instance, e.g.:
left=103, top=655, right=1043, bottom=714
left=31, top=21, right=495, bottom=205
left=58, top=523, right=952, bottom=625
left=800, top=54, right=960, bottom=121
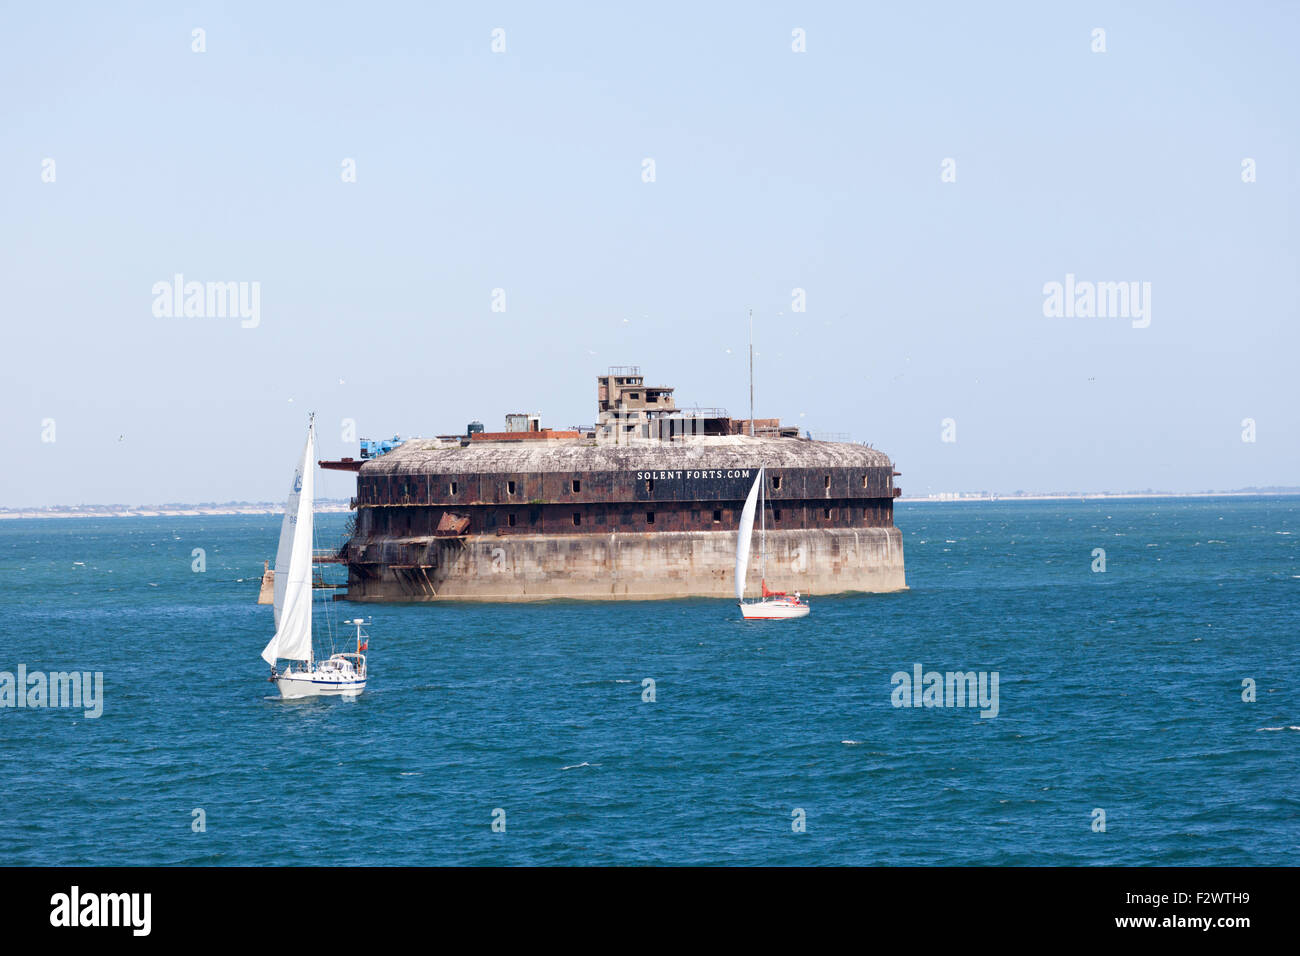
left=307, top=412, right=316, bottom=668
left=750, top=310, right=763, bottom=586
left=759, top=466, right=766, bottom=586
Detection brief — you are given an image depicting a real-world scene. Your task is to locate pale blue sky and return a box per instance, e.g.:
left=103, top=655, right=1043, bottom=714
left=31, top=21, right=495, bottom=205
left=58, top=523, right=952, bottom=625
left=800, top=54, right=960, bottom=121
left=3, top=1, right=1296, bottom=506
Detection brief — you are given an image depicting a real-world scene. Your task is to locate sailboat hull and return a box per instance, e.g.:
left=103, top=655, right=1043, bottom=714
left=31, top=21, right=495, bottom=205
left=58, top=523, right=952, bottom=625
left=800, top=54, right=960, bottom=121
left=275, top=673, right=366, bottom=699
left=739, top=599, right=810, bottom=620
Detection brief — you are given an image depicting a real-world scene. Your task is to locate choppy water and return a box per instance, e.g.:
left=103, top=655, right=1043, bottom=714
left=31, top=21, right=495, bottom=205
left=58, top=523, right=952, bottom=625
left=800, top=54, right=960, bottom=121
left=1, top=496, right=1296, bottom=865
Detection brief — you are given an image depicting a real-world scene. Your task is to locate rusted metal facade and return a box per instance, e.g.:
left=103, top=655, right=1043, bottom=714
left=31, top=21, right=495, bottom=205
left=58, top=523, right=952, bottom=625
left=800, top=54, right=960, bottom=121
left=341, top=435, right=906, bottom=601
left=353, top=466, right=897, bottom=537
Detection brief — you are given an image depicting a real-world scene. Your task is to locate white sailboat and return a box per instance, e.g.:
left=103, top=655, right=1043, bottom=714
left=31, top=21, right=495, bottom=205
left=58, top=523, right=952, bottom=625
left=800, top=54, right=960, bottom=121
left=261, top=415, right=370, bottom=698
left=736, top=466, right=810, bottom=620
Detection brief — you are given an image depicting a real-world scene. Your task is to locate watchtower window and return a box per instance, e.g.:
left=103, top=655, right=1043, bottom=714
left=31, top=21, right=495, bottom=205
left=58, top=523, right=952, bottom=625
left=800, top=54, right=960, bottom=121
left=450, top=481, right=458, bottom=495
left=646, top=511, right=655, bottom=524
left=572, top=512, right=581, bottom=526
left=572, top=479, right=581, bottom=493
left=774, top=509, right=782, bottom=521
left=712, top=509, right=722, bottom=523
left=507, top=480, right=516, bottom=495
left=646, top=478, right=654, bottom=492
left=862, top=475, right=869, bottom=488
left=823, top=507, right=832, bottom=519
left=825, top=475, right=831, bottom=489
left=507, top=513, right=516, bottom=527
left=772, top=475, right=782, bottom=491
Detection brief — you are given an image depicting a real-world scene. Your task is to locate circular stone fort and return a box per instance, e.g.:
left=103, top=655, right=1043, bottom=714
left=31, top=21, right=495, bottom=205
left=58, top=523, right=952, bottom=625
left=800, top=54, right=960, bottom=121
left=332, top=367, right=905, bottom=601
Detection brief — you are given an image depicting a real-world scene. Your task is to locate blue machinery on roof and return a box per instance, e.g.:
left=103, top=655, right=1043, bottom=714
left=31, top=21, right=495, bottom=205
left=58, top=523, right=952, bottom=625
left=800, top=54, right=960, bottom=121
left=359, top=436, right=406, bottom=459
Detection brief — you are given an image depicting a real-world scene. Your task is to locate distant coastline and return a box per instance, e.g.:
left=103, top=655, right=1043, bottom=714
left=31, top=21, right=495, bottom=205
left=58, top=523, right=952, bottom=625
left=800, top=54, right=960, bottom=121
left=901, top=489, right=1300, bottom=503
left=0, top=499, right=353, bottom=520
left=1, top=490, right=1297, bottom=519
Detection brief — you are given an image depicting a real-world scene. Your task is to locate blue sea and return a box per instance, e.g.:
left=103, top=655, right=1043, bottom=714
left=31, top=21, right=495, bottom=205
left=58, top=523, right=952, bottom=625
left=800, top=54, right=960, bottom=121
left=1, top=497, right=1296, bottom=865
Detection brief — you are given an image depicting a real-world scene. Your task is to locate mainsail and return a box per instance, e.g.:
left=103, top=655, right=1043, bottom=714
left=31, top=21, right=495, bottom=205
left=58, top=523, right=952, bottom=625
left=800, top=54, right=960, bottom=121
left=261, top=421, right=316, bottom=665
left=735, top=467, right=764, bottom=601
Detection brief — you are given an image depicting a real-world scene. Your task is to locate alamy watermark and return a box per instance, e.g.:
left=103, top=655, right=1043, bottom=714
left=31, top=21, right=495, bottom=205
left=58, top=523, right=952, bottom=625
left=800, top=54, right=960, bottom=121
left=891, top=663, right=999, bottom=718
left=50, top=886, right=150, bottom=936
left=1042, top=273, right=1150, bottom=328
left=1, top=665, right=103, bottom=718
left=152, top=274, right=260, bottom=328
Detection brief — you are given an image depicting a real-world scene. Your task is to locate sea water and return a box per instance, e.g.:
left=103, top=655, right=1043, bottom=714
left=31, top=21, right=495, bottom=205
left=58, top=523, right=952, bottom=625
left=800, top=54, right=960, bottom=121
left=0, top=496, right=1296, bottom=865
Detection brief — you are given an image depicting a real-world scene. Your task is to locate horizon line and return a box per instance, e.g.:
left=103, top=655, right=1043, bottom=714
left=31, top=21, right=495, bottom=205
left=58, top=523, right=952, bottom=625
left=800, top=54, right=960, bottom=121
left=3, top=488, right=1299, bottom=517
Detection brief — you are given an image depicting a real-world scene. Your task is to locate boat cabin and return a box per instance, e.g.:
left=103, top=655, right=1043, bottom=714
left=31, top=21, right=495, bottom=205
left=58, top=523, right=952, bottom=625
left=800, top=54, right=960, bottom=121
left=326, top=652, right=366, bottom=677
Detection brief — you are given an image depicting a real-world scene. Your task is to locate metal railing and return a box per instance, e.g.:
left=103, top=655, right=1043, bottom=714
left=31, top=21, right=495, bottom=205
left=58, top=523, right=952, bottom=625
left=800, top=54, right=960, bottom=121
left=669, top=406, right=729, bottom=419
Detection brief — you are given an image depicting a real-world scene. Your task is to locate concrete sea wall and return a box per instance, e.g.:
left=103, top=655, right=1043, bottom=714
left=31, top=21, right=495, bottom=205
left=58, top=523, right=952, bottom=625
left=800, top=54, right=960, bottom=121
left=346, top=526, right=906, bottom=602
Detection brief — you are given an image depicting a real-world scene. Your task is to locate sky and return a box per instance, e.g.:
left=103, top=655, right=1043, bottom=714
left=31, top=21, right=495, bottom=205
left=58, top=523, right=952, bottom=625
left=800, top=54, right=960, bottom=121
left=2, top=1, right=1296, bottom=505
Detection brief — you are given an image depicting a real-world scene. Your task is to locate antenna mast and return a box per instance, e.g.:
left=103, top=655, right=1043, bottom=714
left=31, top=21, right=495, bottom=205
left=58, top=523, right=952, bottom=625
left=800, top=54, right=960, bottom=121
left=748, top=309, right=754, bottom=437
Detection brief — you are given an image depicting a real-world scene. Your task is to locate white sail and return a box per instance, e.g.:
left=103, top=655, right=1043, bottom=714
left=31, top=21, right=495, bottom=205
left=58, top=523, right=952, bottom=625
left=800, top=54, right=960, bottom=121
left=270, top=453, right=298, bottom=631
left=261, top=422, right=316, bottom=665
left=735, top=467, right=764, bottom=601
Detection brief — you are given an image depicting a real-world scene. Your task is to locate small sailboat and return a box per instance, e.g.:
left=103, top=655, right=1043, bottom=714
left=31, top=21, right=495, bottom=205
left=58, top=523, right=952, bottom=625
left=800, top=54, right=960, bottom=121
left=736, top=466, right=810, bottom=620
left=261, top=415, right=370, bottom=698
